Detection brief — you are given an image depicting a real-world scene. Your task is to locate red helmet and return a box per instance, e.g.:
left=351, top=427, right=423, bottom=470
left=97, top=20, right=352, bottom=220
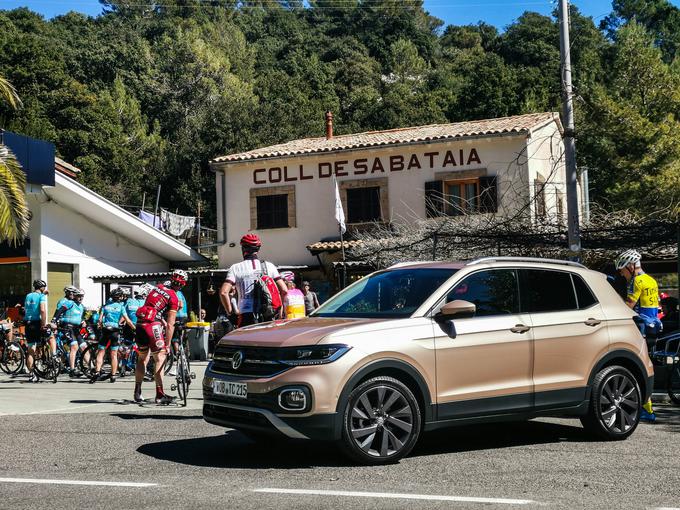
left=170, top=269, right=188, bottom=287
left=659, top=292, right=669, bottom=300
left=240, top=233, right=262, bottom=249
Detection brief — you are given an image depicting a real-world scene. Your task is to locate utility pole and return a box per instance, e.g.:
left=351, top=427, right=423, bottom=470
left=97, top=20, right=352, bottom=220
left=558, top=0, right=581, bottom=258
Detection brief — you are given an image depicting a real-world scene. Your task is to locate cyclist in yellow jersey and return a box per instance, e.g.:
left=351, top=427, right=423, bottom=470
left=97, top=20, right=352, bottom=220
left=615, top=249, right=660, bottom=422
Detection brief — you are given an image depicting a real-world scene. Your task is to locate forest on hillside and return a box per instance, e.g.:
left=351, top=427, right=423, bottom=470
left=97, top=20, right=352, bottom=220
left=1, top=0, right=679, bottom=225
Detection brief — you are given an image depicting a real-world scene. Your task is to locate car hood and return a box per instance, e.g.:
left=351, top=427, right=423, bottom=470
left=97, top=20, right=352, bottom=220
left=217, top=316, right=384, bottom=348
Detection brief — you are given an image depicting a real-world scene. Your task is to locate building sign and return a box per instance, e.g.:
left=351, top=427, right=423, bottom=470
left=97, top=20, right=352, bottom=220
left=252, top=147, right=482, bottom=185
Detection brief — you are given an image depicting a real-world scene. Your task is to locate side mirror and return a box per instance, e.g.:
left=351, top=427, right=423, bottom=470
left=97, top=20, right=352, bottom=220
left=435, top=300, right=476, bottom=322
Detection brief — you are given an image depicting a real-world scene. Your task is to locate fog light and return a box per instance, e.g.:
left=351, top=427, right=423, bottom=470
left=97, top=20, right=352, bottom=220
left=279, top=388, right=308, bottom=411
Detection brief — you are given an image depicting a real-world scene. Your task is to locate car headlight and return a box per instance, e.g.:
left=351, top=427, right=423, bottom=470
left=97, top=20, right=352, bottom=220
left=278, top=344, right=351, bottom=366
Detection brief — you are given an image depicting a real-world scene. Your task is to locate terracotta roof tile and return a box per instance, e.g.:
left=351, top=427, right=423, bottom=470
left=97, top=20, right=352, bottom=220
left=306, top=240, right=364, bottom=254
left=212, top=112, right=560, bottom=164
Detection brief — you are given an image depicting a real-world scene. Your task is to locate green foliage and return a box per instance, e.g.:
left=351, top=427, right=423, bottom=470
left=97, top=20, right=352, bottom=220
left=0, top=1, right=678, bottom=222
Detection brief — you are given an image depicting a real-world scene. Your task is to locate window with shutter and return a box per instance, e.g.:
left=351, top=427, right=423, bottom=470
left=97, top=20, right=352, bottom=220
left=424, top=180, right=444, bottom=218
left=479, top=175, right=498, bottom=213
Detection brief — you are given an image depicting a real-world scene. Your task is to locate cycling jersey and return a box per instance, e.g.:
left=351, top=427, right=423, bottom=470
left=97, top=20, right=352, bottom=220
left=176, top=290, right=188, bottom=320
left=136, top=284, right=179, bottom=324
left=284, top=288, right=306, bottom=319
left=628, top=272, right=659, bottom=320
left=100, top=301, right=129, bottom=329
left=24, top=291, right=46, bottom=322
left=226, top=258, right=281, bottom=313
left=55, top=299, right=84, bottom=325
left=124, top=298, right=144, bottom=326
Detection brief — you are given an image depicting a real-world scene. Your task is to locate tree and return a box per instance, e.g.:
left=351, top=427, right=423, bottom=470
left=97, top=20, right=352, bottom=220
left=0, top=74, right=29, bottom=244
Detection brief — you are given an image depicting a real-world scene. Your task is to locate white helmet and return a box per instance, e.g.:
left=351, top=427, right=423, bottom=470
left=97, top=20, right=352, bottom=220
left=615, top=249, right=641, bottom=270
left=138, top=283, right=154, bottom=297
left=64, top=285, right=78, bottom=295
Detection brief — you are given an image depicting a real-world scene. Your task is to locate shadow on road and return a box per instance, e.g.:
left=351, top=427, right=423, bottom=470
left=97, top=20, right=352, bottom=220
left=652, top=403, right=680, bottom=433
left=112, top=412, right=203, bottom=421
left=137, top=419, right=596, bottom=469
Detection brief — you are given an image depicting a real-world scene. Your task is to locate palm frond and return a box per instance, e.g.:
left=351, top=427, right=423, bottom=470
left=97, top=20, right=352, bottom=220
left=0, top=145, right=29, bottom=245
left=0, top=76, right=22, bottom=109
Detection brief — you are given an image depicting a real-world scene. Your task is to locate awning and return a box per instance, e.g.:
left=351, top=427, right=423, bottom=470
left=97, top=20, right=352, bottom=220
left=306, top=240, right=364, bottom=255
left=91, top=265, right=314, bottom=283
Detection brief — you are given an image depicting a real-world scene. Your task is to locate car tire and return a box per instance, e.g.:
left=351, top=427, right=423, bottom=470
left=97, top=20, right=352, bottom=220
left=580, top=365, right=641, bottom=440
left=338, top=376, right=421, bottom=465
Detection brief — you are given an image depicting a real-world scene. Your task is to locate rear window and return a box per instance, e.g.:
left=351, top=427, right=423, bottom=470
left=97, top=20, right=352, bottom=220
left=572, top=274, right=598, bottom=309
left=522, top=269, right=577, bottom=313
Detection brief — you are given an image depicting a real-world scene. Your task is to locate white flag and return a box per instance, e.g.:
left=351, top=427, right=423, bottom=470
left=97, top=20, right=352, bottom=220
left=333, top=175, right=346, bottom=234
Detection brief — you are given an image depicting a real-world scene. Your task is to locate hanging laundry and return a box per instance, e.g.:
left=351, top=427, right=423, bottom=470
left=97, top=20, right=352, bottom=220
left=139, top=210, right=165, bottom=229
left=161, top=209, right=196, bottom=238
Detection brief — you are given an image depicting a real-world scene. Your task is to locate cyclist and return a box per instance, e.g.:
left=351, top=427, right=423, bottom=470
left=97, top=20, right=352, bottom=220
left=24, top=279, right=55, bottom=383
left=220, top=233, right=287, bottom=327
left=53, top=287, right=87, bottom=377
left=281, top=271, right=306, bottom=319
left=168, top=280, right=189, bottom=377
left=134, top=269, right=187, bottom=404
left=90, top=288, right=134, bottom=383
left=123, top=287, right=146, bottom=341
left=615, top=249, right=660, bottom=422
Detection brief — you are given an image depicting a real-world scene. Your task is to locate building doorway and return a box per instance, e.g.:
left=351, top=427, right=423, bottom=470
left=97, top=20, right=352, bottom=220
left=47, top=262, right=74, bottom=315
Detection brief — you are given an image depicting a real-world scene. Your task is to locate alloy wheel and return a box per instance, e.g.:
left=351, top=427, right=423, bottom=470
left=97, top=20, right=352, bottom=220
left=350, top=385, right=414, bottom=458
left=598, top=373, right=639, bottom=434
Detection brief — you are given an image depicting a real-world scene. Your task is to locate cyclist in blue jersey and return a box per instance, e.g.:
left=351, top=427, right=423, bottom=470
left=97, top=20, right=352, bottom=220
left=24, top=279, right=55, bottom=382
left=90, top=288, right=135, bottom=383
left=123, top=287, right=146, bottom=341
left=53, top=287, right=87, bottom=378
left=168, top=281, right=189, bottom=377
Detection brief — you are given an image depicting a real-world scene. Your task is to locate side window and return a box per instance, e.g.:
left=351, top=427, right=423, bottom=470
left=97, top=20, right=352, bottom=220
left=522, top=269, right=577, bottom=313
left=446, top=269, right=519, bottom=317
left=572, top=274, right=598, bottom=309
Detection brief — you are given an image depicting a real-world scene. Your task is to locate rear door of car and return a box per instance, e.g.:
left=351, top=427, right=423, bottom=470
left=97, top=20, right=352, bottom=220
left=432, top=268, right=534, bottom=420
left=520, top=268, right=608, bottom=410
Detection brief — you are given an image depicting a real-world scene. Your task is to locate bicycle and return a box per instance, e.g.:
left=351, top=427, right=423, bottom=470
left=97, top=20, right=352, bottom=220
left=170, top=327, right=195, bottom=407
left=32, top=334, right=61, bottom=383
left=0, top=325, right=24, bottom=375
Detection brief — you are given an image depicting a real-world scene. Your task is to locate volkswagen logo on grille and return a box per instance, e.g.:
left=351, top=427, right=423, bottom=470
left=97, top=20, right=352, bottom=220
left=231, top=350, right=244, bottom=370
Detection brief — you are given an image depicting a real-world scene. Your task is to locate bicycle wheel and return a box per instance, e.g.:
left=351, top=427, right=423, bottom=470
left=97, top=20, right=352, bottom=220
left=79, top=344, right=97, bottom=377
left=33, top=345, right=49, bottom=379
left=176, top=353, right=188, bottom=407
left=668, top=363, right=680, bottom=405
left=0, top=342, right=24, bottom=375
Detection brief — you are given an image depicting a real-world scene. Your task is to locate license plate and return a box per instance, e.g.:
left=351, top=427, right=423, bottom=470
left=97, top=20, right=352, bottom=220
left=212, top=380, right=248, bottom=399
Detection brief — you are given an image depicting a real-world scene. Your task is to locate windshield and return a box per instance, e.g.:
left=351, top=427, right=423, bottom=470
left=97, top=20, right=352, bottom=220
left=312, top=268, right=457, bottom=319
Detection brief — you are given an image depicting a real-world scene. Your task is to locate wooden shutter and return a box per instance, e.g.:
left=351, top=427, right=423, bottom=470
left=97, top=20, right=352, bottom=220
left=424, top=180, right=444, bottom=218
left=479, top=176, right=498, bottom=214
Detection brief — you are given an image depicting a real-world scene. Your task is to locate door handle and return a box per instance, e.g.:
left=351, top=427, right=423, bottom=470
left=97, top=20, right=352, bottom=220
left=510, top=324, right=530, bottom=334
left=584, top=318, right=602, bottom=327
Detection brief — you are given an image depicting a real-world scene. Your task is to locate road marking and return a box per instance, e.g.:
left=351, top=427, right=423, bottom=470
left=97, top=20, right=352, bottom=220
left=253, top=488, right=536, bottom=505
left=0, top=478, right=157, bottom=488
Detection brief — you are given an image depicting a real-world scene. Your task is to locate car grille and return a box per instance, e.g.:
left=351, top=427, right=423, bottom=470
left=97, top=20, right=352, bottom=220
left=211, top=344, right=290, bottom=378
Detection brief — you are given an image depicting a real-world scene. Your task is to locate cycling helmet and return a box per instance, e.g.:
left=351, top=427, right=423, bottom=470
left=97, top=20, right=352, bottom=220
left=280, top=271, right=295, bottom=282
left=139, top=283, right=154, bottom=297
left=170, top=269, right=188, bottom=287
left=75, top=288, right=85, bottom=297
left=64, top=285, right=78, bottom=295
left=614, top=249, right=642, bottom=270
left=240, top=233, right=262, bottom=249
left=33, top=279, right=47, bottom=289
left=110, top=288, right=125, bottom=299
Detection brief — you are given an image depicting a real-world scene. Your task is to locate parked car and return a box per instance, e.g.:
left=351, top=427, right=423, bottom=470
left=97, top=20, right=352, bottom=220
left=203, top=257, right=654, bottom=465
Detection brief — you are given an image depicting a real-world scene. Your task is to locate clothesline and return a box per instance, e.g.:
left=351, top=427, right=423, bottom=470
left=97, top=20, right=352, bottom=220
left=137, top=208, right=197, bottom=239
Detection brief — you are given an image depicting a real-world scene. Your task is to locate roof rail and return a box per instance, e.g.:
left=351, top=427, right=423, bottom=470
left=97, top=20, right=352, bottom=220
left=387, top=261, right=431, bottom=269
left=467, top=257, right=586, bottom=269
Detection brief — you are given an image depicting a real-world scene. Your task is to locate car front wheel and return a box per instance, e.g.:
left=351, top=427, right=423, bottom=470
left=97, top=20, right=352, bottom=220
left=581, top=365, right=641, bottom=440
left=339, top=376, right=421, bottom=465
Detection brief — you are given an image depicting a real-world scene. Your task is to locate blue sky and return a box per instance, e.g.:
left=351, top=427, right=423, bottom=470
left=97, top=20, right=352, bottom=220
left=1, top=0, right=679, bottom=29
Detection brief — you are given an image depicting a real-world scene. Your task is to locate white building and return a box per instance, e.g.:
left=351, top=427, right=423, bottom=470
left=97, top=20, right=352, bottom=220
left=211, top=112, right=578, bottom=277
left=0, top=156, right=204, bottom=313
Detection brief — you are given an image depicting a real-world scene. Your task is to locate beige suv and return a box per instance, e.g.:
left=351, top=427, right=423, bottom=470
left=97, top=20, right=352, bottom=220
left=203, top=257, right=654, bottom=464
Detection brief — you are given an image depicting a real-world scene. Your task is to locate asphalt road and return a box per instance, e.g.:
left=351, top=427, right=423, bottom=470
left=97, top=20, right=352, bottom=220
left=1, top=369, right=679, bottom=510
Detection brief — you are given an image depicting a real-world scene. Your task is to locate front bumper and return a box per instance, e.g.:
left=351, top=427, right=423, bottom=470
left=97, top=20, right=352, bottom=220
left=203, top=398, right=339, bottom=440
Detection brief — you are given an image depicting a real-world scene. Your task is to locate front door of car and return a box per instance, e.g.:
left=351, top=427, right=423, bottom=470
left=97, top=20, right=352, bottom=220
left=432, top=268, right=534, bottom=421
left=520, top=269, right=610, bottom=410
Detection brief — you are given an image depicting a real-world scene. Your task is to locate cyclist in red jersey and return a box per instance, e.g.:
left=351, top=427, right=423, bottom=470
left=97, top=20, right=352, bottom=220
left=133, top=269, right=188, bottom=404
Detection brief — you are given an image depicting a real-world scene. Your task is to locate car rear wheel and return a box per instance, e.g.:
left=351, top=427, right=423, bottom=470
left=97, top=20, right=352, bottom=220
left=339, top=376, right=421, bottom=465
left=581, top=365, right=641, bottom=440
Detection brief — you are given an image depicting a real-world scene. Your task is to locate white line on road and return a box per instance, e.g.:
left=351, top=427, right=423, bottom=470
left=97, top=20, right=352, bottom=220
left=0, top=478, right=157, bottom=488
left=253, top=488, right=536, bottom=505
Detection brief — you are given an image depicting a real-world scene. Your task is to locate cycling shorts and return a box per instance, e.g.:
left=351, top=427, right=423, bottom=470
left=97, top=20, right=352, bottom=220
left=135, top=322, right=166, bottom=353
left=25, top=321, right=45, bottom=346
left=60, top=324, right=83, bottom=347
left=99, top=327, right=121, bottom=351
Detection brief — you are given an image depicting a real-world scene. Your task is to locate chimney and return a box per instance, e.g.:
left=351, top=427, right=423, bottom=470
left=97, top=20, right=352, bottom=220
left=325, top=111, right=333, bottom=140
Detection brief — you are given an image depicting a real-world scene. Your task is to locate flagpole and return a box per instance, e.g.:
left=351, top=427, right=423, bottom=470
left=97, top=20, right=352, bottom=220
left=339, top=223, right=346, bottom=289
